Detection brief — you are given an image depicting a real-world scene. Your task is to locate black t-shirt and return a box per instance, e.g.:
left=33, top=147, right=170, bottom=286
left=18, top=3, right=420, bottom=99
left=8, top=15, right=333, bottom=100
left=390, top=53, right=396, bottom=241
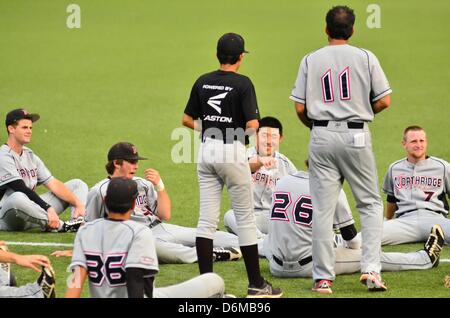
left=184, top=70, right=260, bottom=145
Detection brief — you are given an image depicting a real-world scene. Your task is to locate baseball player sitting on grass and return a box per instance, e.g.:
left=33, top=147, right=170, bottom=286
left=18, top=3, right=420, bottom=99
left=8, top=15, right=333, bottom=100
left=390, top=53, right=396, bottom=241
left=82, top=141, right=242, bottom=264
left=66, top=177, right=229, bottom=298
left=0, top=241, right=56, bottom=298
left=263, top=172, right=445, bottom=294
left=381, top=125, right=450, bottom=245
left=224, top=116, right=297, bottom=237
left=0, top=109, right=87, bottom=233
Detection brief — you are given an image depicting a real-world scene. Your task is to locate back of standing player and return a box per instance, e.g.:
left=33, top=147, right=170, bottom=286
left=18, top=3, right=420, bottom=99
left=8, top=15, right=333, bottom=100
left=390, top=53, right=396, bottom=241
left=182, top=33, right=282, bottom=298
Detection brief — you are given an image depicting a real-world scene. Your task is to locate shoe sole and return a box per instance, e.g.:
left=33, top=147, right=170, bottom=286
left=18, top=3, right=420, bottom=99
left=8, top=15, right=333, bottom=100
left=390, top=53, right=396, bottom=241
left=360, top=274, right=387, bottom=292
left=432, top=224, right=444, bottom=239
left=311, top=288, right=333, bottom=294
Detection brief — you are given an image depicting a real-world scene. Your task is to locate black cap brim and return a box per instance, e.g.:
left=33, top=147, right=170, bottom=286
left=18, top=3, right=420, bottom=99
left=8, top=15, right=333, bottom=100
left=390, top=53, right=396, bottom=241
left=26, top=114, right=40, bottom=123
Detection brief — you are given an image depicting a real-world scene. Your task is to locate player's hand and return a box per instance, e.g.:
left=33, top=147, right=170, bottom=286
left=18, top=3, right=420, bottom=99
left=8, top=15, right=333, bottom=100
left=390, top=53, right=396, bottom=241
left=51, top=250, right=73, bottom=258
left=72, top=204, right=86, bottom=218
left=47, top=207, right=60, bottom=229
left=15, top=254, right=51, bottom=272
left=0, top=241, right=5, bottom=247
left=144, top=168, right=161, bottom=186
left=258, top=156, right=277, bottom=170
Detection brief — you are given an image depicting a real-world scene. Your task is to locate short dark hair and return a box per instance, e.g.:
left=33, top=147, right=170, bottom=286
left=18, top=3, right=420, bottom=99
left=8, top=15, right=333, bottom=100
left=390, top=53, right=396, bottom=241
left=403, top=125, right=425, bottom=141
left=258, top=116, right=283, bottom=136
left=105, top=159, right=123, bottom=175
left=217, top=54, right=240, bottom=65
left=105, top=177, right=138, bottom=214
left=326, top=5, right=355, bottom=40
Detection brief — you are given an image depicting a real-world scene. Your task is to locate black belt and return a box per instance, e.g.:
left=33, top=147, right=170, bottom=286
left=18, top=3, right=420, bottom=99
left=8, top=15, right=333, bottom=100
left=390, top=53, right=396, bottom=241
left=273, top=255, right=312, bottom=267
left=313, top=120, right=364, bottom=129
left=148, top=219, right=161, bottom=228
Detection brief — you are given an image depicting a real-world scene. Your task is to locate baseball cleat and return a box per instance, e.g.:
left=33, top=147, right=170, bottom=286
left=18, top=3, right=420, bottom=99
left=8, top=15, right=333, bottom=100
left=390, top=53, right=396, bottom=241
left=60, top=217, right=85, bottom=233
left=37, top=266, right=56, bottom=298
left=360, top=272, right=387, bottom=292
left=311, top=279, right=333, bottom=294
left=212, top=247, right=242, bottom=262
left=247, top=279, right=283, bottom=298
left=424, top=224, right=445, bottom=268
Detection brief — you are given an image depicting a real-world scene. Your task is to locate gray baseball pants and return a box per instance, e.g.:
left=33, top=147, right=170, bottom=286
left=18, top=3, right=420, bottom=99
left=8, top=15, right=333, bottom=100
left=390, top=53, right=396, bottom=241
left=266, top=247, right=432, bottom=278
left=197, top=139, right=258, bottom=247
left=0, top=179, right=88, bottom=231
left=152, top=223, right=241, bottom=264
left=309, top=123, right=383, bottom=281
left=382, top=209, right=450, bottom=245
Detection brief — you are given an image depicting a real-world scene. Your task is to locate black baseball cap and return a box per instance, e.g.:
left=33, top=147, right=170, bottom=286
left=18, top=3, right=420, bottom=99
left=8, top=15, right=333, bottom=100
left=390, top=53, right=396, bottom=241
left=5, top=108, right=40, bottom=127
left=217, top=32, right=249, bottom=56
left=105, top=177, right=139, bottom=213
left=107, top=142, right=148, bottom=161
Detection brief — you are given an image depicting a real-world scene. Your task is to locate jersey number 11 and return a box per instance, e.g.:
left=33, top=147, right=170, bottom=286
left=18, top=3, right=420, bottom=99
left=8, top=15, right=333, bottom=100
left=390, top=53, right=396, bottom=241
left=321, top=67, right=351, bottom=103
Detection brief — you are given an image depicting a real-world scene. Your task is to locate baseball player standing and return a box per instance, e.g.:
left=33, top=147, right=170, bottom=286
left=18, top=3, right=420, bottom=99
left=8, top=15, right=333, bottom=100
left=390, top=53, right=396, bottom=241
left=85, top=142, right=242, bottom=264
left=290, top=6, right=392, bottom=293
left=67, top=177, right=227, bottom=298
left=263, top=173, right=444, bottom=293
left=0, top=109, right=88, bottom=232
left=224, top=116, right=297, bottom=235
left=182, top=33, right=282, bottom=297
left=382, top=125, right=450, bottom=245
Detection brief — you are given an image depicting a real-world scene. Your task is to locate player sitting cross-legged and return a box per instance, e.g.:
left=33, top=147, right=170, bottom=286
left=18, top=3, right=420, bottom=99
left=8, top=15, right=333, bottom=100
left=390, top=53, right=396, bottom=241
left=66, top=177, right=229, bottom=298
left=381, top=125, right=450, bottom=245
left=0, top=109, right=87, bottom=233
left=84, top=141, right=242, bottom=264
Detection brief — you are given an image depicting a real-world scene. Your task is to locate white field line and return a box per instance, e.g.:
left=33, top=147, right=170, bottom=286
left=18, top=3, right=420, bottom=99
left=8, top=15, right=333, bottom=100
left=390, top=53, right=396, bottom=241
left=4, top=241, right=74, bottom=247
left=440, top=258, right=450, bottom=263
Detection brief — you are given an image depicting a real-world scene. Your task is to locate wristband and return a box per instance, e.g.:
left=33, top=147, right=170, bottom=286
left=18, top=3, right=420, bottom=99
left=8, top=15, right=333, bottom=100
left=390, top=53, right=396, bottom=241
left=155, top=179, right=165, bottom=192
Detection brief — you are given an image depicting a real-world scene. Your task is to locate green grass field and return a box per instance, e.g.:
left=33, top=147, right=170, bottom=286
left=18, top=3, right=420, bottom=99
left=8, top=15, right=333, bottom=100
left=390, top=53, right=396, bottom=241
left=0, top=0, right=449, bottom=298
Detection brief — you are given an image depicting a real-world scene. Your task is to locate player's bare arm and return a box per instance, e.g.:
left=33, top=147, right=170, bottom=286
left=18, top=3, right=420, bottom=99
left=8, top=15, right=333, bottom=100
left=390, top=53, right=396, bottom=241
left=51, top=250, right=73, bottom=258
left=294, top=102, right=312, bottom=129
left=144, top=168, right=171, bottom=221
left=245, top=119, right=259, bottom=136
left=372, top=95, right=391, bottom=114
left=182, top=114, right=202, bottom=131
left=46, top=207, right=60, bottom=229
left=65, top=266, right=87, bottom=298
left=385, top=201, right=397, bottom=220
left=0, top=249, right=51, bottom=272
left=45, top=178, right=86, bottom=217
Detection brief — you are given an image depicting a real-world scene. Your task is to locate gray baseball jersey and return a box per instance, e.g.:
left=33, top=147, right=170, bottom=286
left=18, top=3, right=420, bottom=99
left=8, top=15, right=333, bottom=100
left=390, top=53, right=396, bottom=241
left=70, top=218, right=159, bottom=298
left=290, top=44, right=390, bottom=280
left=247, top=146, right=297, bottom=211
left=86, top=177, right=159, bottom=225
left=382, top=156, right=450, bottom=216
left=290, top=44, right=391, bottom=121
left=264, top=172, right=434, bottom=278
left=267, top=171, right=354, bottom=263
left=86, top=177, right=241, bottom=264
left=0, top=144, right=52, bottom=208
